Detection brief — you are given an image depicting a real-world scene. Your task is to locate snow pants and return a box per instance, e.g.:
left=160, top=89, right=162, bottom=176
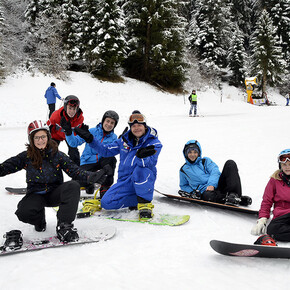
left=267, top=213, right=290, bottom=242
left=202, top=160, right=242, bottom=203
left=101, top=167, right=156, bottom=209
left=79, top=156, right=117, bottom=188
left=15, top=181, right=80, bottom=227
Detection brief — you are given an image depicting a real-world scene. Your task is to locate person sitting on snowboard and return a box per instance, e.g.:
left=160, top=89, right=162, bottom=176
left=251, top=149, right=290, bottom=242
left=73, top=110, right=162, bottom=220
left=0, top=120, right=110, bottom=245
left=62, top=110, right=119, bottom=197
left=179, top=140, right=243, bottom=205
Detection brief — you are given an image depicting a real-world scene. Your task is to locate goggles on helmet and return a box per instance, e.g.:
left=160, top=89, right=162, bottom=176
left=67, top=99, right=79, bottom=107
left=128, top=113, right=146, bottom=125
left=278, top=154, right=290, bottom=163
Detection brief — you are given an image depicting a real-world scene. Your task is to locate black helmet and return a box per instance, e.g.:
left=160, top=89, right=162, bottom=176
left=64, top=95, right=80, bottom=112
left=101, top=110, right=119, bottom=128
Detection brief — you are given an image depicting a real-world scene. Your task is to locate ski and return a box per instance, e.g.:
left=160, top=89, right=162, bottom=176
left=210, top=240, right=290, bottom=259
left=156, top=189, right=259, bottom=215
left=0, top=227, right=116, bottom=257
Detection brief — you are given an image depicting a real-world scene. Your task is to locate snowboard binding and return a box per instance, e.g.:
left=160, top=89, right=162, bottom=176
left=178, top=190, right=201, bottom=199
left=1, top=230, right=23, bottom=251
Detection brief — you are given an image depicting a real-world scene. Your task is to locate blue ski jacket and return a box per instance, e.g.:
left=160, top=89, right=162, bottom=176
left=179, top=140, right=221, bottom=194
left=44, top=86, right=62, bottom=104
left=89, top=126, right=162, bottom=181
left=66, top=123, right=117, bottom=166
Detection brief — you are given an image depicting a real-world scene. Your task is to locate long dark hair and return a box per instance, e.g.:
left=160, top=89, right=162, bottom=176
left=26, top=130, right=58, bottom=168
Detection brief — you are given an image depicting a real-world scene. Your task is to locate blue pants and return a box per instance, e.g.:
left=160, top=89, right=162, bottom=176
left=189, top=103, right=197, bottom=116
left=101, top=167, right=155, bottom=209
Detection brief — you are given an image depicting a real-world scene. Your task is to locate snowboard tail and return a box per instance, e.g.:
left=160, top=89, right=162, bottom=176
left=210, top=240, right=290, bottom=259
left=0, top=227, right=116, bottom=257
left=156, top=189, right=259, bottom=216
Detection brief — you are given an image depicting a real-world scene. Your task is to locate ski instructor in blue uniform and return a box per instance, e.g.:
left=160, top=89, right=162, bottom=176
left=74, top=110, right=162, bottom=220
left=44, top=82, right=62, bottom=117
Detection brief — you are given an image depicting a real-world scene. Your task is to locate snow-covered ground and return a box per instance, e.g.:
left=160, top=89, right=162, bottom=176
left=0, top=71, right=289, bottom=290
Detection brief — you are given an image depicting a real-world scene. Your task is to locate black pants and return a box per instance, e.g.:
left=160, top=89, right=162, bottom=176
left=267, top=213, right=290, bottom=242
left=48, top=103, right=55, bottom=118
left=15, top=181, right=80, bottom=226
left=202, top=160, right=242, bottom=203
left=53, top=139, right=80, bottom=166
left=79, top=157, right=117, bottom=188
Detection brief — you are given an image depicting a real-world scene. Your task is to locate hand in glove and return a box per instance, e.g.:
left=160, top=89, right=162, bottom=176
left=87, top=170, right=107, bottom=185
left=74, top=126, right=93, bottom=143
left=251, top=217, right=267, bottom=235
left=60, top=116, right=72, bottom=136
left=136, top=145, right=156, bottom=158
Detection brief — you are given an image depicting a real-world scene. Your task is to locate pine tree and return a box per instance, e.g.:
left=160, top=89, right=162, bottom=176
left=123, top=0, right=187, bottom=89
left=250, top=9, right=286, bottom=93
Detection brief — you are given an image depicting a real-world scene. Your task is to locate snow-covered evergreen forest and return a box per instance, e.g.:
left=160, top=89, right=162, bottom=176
left=0, top=0, right=289, bottom=93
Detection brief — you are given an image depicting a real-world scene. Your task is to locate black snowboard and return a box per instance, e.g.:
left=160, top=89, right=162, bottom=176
left=155, top=189, right=259, bottom=215
left=210, top=240, right=290, bottom=259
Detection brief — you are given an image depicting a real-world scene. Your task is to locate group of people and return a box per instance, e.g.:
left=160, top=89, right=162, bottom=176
left=1, top=83, right=290, bottom=248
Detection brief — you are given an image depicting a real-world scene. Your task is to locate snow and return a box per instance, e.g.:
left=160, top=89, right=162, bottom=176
left=0, top=71, right=290, bottom=289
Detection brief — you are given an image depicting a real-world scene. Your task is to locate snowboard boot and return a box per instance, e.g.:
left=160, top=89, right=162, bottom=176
left=239, top=195, right=252, bottom=206
left=1, top=230, right=23, bottom=251
left=34, top=214, right=47, bottom=232
left=77, top=199, right=102, bottom=218
left=56, top=222, right=79, bottom=243
left=137, top=202, right=154, bottom=221
left=254, top=234, right=277, bottom=246
left=225, top=193, right=241, bottom=206
left=85, top=184, right=95, bottom=195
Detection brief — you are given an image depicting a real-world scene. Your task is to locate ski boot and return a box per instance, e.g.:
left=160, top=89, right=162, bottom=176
left=137, top=202, right=154, bottom=221
left=254, top=234, right=277, bottom=247
left=56, top=222, right=79, bottom=243
left=225, top=193, right=241, bottom=206
left=1, top=230, right=23, bottom=251
left=239, top=195, right=252, bottom=206
left=76, top=199, right=101, bottom=218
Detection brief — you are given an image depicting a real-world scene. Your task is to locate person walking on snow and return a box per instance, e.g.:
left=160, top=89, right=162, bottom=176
left=251, top=149, right=290, bottom=242
left=62, top=110, right=119, bottom=196
left=73, top=110, right=162, bottom=220
left=188, top=89, right=198, bottom=117
left=0, top=120, right=110, bottom=245
left=47, top=95, right=84, bottom=166
left=285, top=92, right=290, bottom=106
left=179, top=140, right=243, bottom=205
left=44, top=82, right=62, bottom=117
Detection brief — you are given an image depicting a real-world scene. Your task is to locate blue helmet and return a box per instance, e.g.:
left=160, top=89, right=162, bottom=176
left=278, top=149, right=290, bottom=168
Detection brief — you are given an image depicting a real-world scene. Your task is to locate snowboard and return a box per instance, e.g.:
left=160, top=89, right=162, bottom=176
left=5, top=187, right=95, bottom=200
left=210, top=239, right=290, bottom=259
left=77, top=208, right=190, bottom=226
left=0, top=227, right=116, bottom=257
left=156, top=189, right=259, bottom=216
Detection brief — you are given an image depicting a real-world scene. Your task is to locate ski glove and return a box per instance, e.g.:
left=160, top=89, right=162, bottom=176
left=60, top=117, right=72, bottom=136
left=136, top=145, right=156, bottom=158
left=251, top=217, right=267, bottom=235
left=87, top=170, right=107, bottom=185
left=74, top=126, right=94, bottom=143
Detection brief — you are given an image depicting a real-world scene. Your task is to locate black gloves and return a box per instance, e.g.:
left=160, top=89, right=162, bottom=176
left=60, top=116, right=72, bottom=136
left=136, top=145, right=156, bottom=158
left=74, top=126, right=94, bottom=143
left=87, top=164, right=114, bottom=185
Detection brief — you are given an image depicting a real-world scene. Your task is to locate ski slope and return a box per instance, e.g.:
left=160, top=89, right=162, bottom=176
left=0, top=71, right=289, bottom=290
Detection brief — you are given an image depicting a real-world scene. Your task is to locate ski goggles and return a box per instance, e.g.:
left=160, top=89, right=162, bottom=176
left=278, top=154, right=290, bottom=163
left=128, top=113, right=146, bottom=125
left=67, top=99, right=79, bottom=107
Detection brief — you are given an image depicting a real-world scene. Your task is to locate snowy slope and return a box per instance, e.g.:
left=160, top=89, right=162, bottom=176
left=0, top=72, right=289, bottom=290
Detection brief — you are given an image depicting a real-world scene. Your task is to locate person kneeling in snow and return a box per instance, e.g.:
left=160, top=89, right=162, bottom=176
left=74, top=110, right=162, bottom=220
left=0, top=121, right=110, bottom=244
left=179, top=140, right=242, bottom=205
left=251, top=149, right=290, bottom=242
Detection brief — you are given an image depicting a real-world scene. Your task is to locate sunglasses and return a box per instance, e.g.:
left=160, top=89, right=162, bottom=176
left=128, top=113, right=146, bottom=124
left=278, top=154, right=290, bottom=163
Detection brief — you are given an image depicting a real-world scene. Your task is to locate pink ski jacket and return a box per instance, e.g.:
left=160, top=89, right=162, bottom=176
left=259, top=170, right=290, bottom=219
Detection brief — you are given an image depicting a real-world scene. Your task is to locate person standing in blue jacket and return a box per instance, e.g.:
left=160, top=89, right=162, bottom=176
left=61, top=110, right=119, bottom=196
left=44, top=82, right=62, bottom=117
left=179, top=140, right=242, bottom=205
left=73, top=110, right=162, bottom=220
